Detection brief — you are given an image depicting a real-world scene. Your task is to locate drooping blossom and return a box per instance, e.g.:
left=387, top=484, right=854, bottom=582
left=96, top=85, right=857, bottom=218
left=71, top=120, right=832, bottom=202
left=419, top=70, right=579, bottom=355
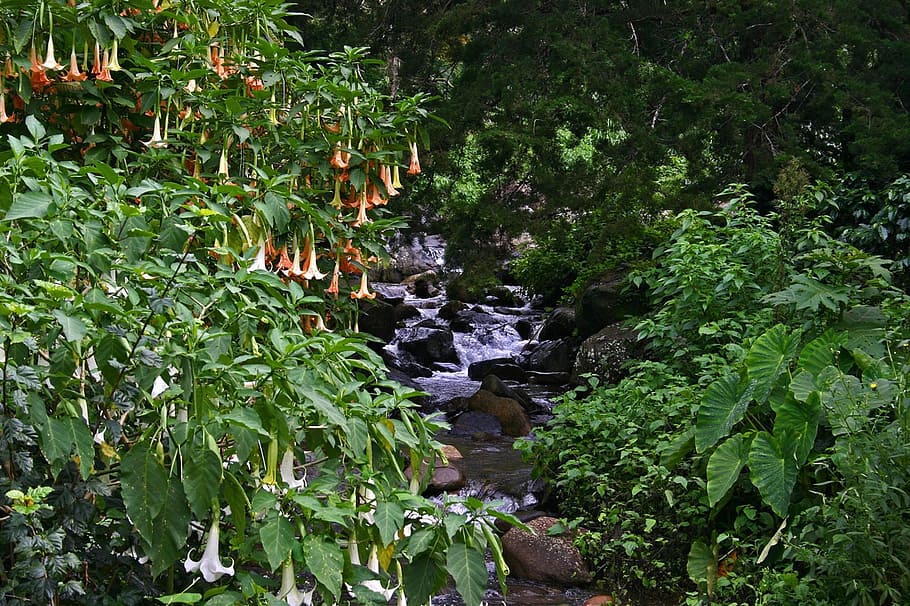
left=217, top=146, right=229, bottom=178
left=0, top=93, right=13, bottom=124
left=351, top=271, right=376, bottom=300
left=325, top=257, right=340, bottom=297
left=277, top=558, right=314, bottom=606
left=392, top=164, right=403, bottom=189
left=249, top=240, right=269, bottom=272
left=330, top=179, right=343, bottom=209
left=62, top=47, right=87, bottom=82
left=41, top=34, right=63, bottom=70
left=96, top=49, right=113, bottom=82
left=330, top=145, right=349, bottom=169
left=353, top=191, right=371, bottom=227
left=276, top=245, right=293, bottom=274
left=184, top=515, right=235, bottom=582
left=280, top=447, right=306, bottom=490
left=90, top=42, right=102, bottom=75
left=407, top=141, right=421, bottom=175
left=107, top=39, right=122, bottom=71
left=380, top=164, right=399, bottom=197
left=144, top=114, right=166, bottom=148
left=2, top=55, right=16, bottom=79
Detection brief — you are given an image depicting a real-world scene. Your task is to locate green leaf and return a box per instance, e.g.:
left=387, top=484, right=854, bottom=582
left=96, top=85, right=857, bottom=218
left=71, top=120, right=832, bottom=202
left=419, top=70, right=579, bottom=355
left=121, top=444, right=169, bottom=544
left=148, top=477, right=192, bottom=577
left=302, top=535, right=344, bottom=601
left=773, top=392, right=820, bottom=465
left=374, top=501, right=405, bottom=547
left=745, top=324, right=800, bottom=403
left=259, top=512, right=296, bottom=571
left=402, top=553, right=447, bottom=606
left=222, top=408, right=269, bottom=437
left=763, top=274, right=849, bottom=313
left=40, top=417, right=94, bottom=479
left=222, top=471, right=249, bottom=538
left=749, top=431, right=797, bottom=517
left=706, top=434, right=750, bottom=507
left=797, top=329, right=846, bottom=376
left=3, top=191, right=53, bottom=221
left=254, top=192, right=290, bottom=233
left=25, top=115, right=46, bottom=141
left=156, top=593, right=203, bottom=604
left=445, top=540, right=487, bottom=606
left=52, top=310, right=88, bottom=342
left=687, top=540, right=717, bottom=591
left=183, top=448, right=223, bottom=519
left=659, top=426, right=695, bottom=469
left=695, top=374, right=755, bottom=453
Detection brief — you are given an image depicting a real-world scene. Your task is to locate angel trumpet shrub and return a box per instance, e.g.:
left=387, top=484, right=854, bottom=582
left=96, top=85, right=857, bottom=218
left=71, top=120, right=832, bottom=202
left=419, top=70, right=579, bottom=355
left=184, top=515, right=235, bottom=582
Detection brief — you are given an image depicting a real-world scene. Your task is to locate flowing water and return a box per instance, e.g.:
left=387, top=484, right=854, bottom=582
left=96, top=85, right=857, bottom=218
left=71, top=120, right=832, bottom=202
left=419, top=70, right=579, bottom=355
left=381, top=284, right=603, bottom=606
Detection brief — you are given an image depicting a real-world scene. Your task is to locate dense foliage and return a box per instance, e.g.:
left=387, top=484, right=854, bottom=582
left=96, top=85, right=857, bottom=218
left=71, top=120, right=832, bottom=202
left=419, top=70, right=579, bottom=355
left=0, top=2, right=512, bottom=605
left=519, top=191, right=910, bottom=604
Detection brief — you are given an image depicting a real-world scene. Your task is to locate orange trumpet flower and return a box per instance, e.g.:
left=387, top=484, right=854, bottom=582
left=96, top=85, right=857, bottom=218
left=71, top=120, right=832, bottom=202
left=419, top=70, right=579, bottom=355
left=0, top=93, right=14, bottom=123
left=350, top=272, right=377, bottom=300
left=62, top=48, right=87, bottom=82
left=407, top=141, right=421, bottom=175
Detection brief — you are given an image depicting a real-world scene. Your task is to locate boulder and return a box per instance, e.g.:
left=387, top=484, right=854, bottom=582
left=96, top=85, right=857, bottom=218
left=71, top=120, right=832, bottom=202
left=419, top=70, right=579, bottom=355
left=514, top=318, right=534, bottom=340
left=572, top=323, right=643, bottom=385
left=538, top=307, right=577, bottom=341
left=357, top=299, right=397, bottom=342
left=480, top=374, right=536, bottom=413
left=501, top=516, right=592, bottom=585
left=451, top=410, right=504, bottom=437
left=466, top=389, right=532, bottom=437
left=403, top=270, right=440, bottom=298
left=482, top=285, right=516, bottom=307
left=467, top=357, right=517, bottom=380
left=385, top=349, right=433, bottom=378
left=438, top=300, right=468, bottom=321
left=575, top=270, right=647, bottom=338
left=394, top=303, right=421, bottom=323
left=375, top=235, right=444, bottom=282
left=468, top=359, right=526, bottom=383
left=397, top=327, right=459, bottom=366
left=404, top=444, right=466, bottom=494
left=520, top=338, right=579, bottom=374
left=584, top=596, right=614, bottom=606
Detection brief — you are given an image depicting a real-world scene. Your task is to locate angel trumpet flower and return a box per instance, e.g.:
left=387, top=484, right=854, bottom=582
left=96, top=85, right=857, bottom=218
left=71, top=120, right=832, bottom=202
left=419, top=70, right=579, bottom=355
left=278, top=559, right=314, bottom=606
left=91, top=42, right=102, bottom=75
left=62, top=47, right=87, bottom=81
left=407, top=141, right=421, bottom=175
left=42, top=34, right=63, bottom=70
left=144, top=114, right=166, bottom=148
left=280, top=448, right=306, bottom=490
left=0, top=94, right=13, bottom=124
left=217, top=146, right=229, bottom=178
left=353, top=192, right=371, bottom=227
left=301, top=236, right=327, bottom=280
left=325, top=258, right=340, bottom=297
left=380, top=165, right=399, bottom=197
left=184, top=515, right=235, bottom=582
left=351, top=271, right=376, bottom=300
left=392, top=164, right=403, bottom=189
left=330, top=178, right=343, bottom=209
left=107, top=39, right=121, bottom=71
left=2, top=55, right=15, bottom=79
left=96, top=49, right=113, bottom=82
left=249, top=240, right=269, bottom=272
left=330, top=145, right=349, bottom=169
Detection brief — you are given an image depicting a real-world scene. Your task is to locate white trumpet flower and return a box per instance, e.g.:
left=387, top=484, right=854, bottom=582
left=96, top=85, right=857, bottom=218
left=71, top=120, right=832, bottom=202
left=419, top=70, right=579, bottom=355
left=184, top=516, right=235, bottom=582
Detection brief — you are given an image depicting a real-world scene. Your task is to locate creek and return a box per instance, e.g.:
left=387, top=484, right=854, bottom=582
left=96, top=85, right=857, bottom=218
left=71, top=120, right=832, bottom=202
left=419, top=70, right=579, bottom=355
left=379, top=283, right=603, bottom=606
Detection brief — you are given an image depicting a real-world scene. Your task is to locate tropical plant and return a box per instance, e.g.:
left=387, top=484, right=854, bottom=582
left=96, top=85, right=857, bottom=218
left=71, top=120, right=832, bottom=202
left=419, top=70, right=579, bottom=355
left=0, top=2, right=509, bottom=605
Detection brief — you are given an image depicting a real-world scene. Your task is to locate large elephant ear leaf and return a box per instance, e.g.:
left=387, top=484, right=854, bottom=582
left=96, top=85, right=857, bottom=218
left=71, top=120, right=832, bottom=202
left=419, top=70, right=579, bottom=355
left=749, top=431, right=798, bottom=518
left=707, top=434, right=752, bottom=507
left=797, top=329, right=846, bottom=377
left=773, top=392, right=821, bottom=465
left=746, top=324, right=801, bottom=404
left=696, top=374, right=755, bottom=453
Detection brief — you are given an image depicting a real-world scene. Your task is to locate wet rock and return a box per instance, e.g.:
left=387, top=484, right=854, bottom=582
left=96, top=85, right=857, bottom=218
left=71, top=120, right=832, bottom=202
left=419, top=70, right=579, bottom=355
left=438, top=300, right=468, bottom=321
left=374, top=235, right=444, bottom=282
left=575, top=270, right=647, bottom=338
left=572, top=323, right=643, bottom=384
left=502, top=516, right=592, bottom=585
left=480, top=374, right=536, bottom=412
left=405, top=444, right=467, bottom=494
left=403, top=270, right=440, bottom=298
left=385, top=349, right=433, bottom=378
left=483, top=285, right=516, bottom=307
left=466, top=389, right=531, bottom=437
left=394, top=303, right=421, bottom=323
left=526, top=371, right=571, bottom=386
left=538, top=307, right=577, bottom=341
left=449, top=313, right=474, bottom=333
left=584, top=596, right=614, bottom=606
left=397, top=327, right=459, bottom=366
left=520, top=338, right=579, bottom=374
left=357, top=299, right=396, bottom=342
left=514, top=318, right=534, bottom=340
left=492, top=306, right=526, bottom=316
left=468, top=359, right=526, bottom=383
left=451, top=410, right=503, bottom=436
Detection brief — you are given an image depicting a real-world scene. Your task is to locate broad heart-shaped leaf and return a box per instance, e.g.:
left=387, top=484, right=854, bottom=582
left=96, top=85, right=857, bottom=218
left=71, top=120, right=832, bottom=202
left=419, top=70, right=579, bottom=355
left=2, top=190, right=53, bottom=221
left=374, top=501, right=405, bottom=547
left=302, top=535, right=344, bottom=601
left=182, top=447, right=223, bottom=519
left=773, top=392, right=821, bottom=465
left=695, top=374, right=755, bottom=453
left=40, top=416, right=94, bottom=479
left=687, top=540, right=717, bottom=590
left=797, top=329, right=846, bottom=377
left=259, top=511, right=296, bottom=572
left=746, top=324, right=800, bottom=404
left=749, top=431, right=798, bottom=518
left=707, top=434, right=751, bottom=507
left=121, top=443, right=169, bottom=544
left=147, top=476, right=192, bottom=577
left=51, top=310, right=88, bottom=342
left=403, top=552, right=447, bottom=606
left=445, top=540, right=487, bottom=606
